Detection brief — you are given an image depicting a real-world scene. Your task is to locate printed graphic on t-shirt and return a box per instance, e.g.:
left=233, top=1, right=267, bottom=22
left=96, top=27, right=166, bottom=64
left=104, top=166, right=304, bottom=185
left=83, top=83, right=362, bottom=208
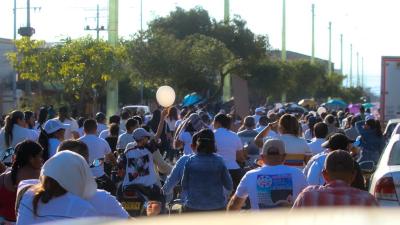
left=127, top=155, right=150, bottom=181
left=256, top=174, right=293, bottom=208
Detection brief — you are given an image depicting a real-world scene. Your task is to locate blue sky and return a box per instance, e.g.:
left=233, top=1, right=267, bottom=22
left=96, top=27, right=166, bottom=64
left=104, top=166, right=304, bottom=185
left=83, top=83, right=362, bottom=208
left=2, top=0, right=399, bottom=95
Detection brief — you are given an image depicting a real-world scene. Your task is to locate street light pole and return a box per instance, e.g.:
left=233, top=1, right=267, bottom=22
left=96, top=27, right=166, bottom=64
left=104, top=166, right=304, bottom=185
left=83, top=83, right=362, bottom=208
left=96, top=4, right=100, bottom=40
left=13, top=0, right=17, bottom=108
left=362, top=56, right=364, bottom=88
left=311, top=4, right=315, bottom=64
left=340, top=34, right=343, bottom=75
left=106, top=0, right=119, bottom=117
left=281, top=0, right=286, bottom=61
left=139, top=0, right=144, bottom=104
left=350, top=44, right=353, bottom=87
left=328, top=22, right=332, bottom=76
left=357, top=51, right=360, bottom=87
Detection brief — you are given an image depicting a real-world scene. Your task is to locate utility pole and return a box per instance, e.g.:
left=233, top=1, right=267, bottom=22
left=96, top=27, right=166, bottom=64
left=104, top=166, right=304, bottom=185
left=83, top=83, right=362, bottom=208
left=222, top=0, right=231, bottom=102
left=281, top=0, right=286, bottom=61
left=84, top=4, right=106, bottom=41
left=357, top=51, right=360, bottom=87
left=139, top=0, right=144, bottom=104
left=362, top=57, right=364, bottom=88
left=328, top=22, right=332, bottom=76
left=12, top=0, right=17, bottom=108
left=224, top=0, right=230, bottom=23
left=311, top=4, right=315, bottom=64
left=340, top=34, right=343, bottom=75
left=106, top=0, right=119, bottom=117
left=350, top=44, right=353, bottom=87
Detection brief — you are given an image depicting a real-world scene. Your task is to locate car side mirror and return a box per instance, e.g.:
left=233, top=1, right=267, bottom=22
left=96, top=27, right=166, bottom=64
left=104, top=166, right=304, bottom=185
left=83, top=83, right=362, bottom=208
left=359, top=161, right=376, bottom=174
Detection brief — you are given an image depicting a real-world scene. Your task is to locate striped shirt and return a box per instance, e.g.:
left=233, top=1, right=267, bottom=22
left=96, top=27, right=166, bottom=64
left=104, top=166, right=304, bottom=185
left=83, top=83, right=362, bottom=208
left=292, top=180, right=378, bottom=207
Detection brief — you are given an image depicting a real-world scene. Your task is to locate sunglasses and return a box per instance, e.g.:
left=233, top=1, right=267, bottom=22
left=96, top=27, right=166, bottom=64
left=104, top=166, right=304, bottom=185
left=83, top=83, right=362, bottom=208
left=90, top=158, right=104, bottom=168
left=2, top=147, right=15, bottom=161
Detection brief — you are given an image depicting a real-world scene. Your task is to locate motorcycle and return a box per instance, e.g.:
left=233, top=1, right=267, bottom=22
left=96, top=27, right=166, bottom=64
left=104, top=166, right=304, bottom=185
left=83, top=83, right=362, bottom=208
left=116, top=184, right=148, bottom=217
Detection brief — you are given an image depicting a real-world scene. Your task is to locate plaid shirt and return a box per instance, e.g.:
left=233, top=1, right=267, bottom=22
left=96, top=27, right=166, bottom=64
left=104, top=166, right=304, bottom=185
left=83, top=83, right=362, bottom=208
left=292, top=180, right=378, bottom=207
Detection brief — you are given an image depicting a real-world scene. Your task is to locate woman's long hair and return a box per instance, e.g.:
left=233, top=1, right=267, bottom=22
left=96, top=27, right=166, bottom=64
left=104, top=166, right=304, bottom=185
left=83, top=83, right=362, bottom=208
left=366, top=119, right=383, bottom=137
left=38, top=128, right=57, bottom=161
left=37, top=107, right=48, bottom=128
left=4, top=111, right=24, bottom=147
left=11, top=140, right=43, bottom=185
left=279, top=114, right=300, bottom=137
left=32, top=176, right=67, bottom=216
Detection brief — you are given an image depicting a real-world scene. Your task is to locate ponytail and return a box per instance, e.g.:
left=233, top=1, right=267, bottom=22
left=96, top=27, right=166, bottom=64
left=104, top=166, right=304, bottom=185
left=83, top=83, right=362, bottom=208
left=4, top=111, right=25, bottom=147
left=10, top=161, right=19, bottom=185
left=32, top=177, right=67, bottom=216
left=38, top=127, right=50, bottom=161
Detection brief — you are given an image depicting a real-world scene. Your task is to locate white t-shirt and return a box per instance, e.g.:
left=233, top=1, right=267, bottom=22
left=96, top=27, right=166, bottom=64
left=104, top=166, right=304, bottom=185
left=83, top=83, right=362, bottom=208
left=117, top=132, right=135, bottom=150
left=214, top=128, right=243, bottom=170
left=0, top=125, right=38, bottom=162
left=79, top=134, right=112, bottom=177
left=305, top=153, right=328, bottom=185
left=122, top=147, right=158, bottom=187
left=96, top=123, right=108, bottom=136
left=17, top=188, right=97, bottom=225
left=235, top=165, right=307, bottom=209
left=99, top=129, right=124, bottom=140
left=48, top=138, right=61, bottom=158
left=276, top=134, right=312, bottom=155
left=178, top=131, right=193, bottom=155
left=307, top=138, right=326, bottom=156
left=18, top=180, right=129, bottom=219
left=54, top=118, right=79, bottom=140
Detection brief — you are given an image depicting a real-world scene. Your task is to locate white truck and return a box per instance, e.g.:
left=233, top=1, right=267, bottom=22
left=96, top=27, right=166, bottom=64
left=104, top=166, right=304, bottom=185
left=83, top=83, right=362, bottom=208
left=381, top=56, right=400, bottom=123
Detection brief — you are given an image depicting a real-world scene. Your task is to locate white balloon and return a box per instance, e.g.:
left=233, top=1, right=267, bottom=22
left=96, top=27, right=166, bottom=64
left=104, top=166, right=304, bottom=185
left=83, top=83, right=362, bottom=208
left=317, top=107, right=327, bottom=115
left=156, top=86, right=176, bottom=107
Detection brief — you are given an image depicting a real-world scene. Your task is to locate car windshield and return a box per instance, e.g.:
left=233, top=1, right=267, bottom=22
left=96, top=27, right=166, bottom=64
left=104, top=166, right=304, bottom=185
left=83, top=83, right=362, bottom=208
left=389, top=141, right=400, bottom=165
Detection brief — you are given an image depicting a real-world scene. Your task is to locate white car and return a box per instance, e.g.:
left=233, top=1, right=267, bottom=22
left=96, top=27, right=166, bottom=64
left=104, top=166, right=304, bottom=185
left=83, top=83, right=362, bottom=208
left=369, top=134, right=400, bottom=206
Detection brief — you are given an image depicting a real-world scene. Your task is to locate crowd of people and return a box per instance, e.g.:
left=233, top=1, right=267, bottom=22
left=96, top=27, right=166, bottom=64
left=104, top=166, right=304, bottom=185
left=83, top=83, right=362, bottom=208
left=0, top=103, right=387, bottom=224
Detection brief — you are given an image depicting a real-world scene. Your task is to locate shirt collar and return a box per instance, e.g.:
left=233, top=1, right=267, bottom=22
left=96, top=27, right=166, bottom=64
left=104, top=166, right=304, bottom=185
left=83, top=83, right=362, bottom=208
left=325, top=180, right=351, bottom=188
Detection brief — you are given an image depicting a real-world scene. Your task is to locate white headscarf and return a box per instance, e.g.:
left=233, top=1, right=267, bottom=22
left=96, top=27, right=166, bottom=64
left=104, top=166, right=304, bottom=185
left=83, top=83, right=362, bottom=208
left=41, top=150, right=97, bottom=199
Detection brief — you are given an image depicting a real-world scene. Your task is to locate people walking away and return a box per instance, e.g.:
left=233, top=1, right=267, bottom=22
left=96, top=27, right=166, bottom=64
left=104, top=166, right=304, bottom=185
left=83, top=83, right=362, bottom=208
left=305, top=133, right=365, bottom=190
left=56, top=140, right=129, bottom=218
left=95, top=112, right=108, bottom=136
left=307, top=122, right=328, bottom=156
left=118, top=128, right=164, bottom=203
left=162, top=132, right=201, bottom=203
left=227, top=139, right=307, bottom=210
left=105, top=123, right=120, bottom=152
left=16, top=151, right=98, bottom=224
left=345, top=116, right=361, bottom=141
left=35, top=107, right=48, bottom=131
left=213, top=113, right=245, bottom=190
left=0, top=141, right=43, bottom=223
left=237, top=116, right=260, bottom=167
left=293, top=150, right=378, bottom=207
left=174, top=113, right=207, bottom=156
left=0, top=111, right=38, bottom=164
left=54, top=106, right=79, bottom=140
left=99, top=115, right=124, bottom=139
left=356, top=117, right=385, bottom=164
left=182, top=129, right=233, bottom=212
left=79, top=119, right=116, bottom=194
left=38, top=120, right=67, bottom=160
left=255, top=114, right=312, bottom=168
left=117, top=118, right=139, bottom=151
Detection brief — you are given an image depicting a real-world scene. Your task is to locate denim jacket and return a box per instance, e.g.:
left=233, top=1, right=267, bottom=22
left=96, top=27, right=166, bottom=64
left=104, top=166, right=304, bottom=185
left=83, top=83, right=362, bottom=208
left=182, top=153, right=233, bottom=210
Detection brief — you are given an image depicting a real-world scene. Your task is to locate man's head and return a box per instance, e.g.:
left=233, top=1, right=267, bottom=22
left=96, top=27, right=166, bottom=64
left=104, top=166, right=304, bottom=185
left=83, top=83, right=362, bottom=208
left=190, top=131, right=201, bottom=152
left=243, top=116, right=256, bottom=130
left=261, top=139, right=286, bottom=166
left=58, top=106, right=69, bottom=119
left=322, top=133, right=353, bottom=151
left=83, top=119, right=97, bottom=135
left=324, top=114, right=335, bottom=125
left=95, top=112, right=106, bottom=124
left=314, top=122, right=328, bottom=139
left=57, top=140, right=89, bottom=163
left=126, top=118, right=139, bottom=133
left=213, top=113, right=231, bottom=129
left=258, top=115, right=269, bottom=127
left=109, top=115, right=120, bottom=125
left=322, top=150, right=356, bottom=184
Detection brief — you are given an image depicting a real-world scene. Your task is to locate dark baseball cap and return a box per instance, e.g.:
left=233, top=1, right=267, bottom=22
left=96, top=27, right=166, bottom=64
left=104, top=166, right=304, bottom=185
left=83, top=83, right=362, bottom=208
left=322, top=133, right=354, bottom=150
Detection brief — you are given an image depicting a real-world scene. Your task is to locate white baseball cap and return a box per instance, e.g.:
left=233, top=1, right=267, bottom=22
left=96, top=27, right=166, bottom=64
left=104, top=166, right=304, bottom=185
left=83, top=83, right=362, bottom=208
left=255, top=107, right=266, bottom=113
left=43, top=119, right=69, bottom=134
